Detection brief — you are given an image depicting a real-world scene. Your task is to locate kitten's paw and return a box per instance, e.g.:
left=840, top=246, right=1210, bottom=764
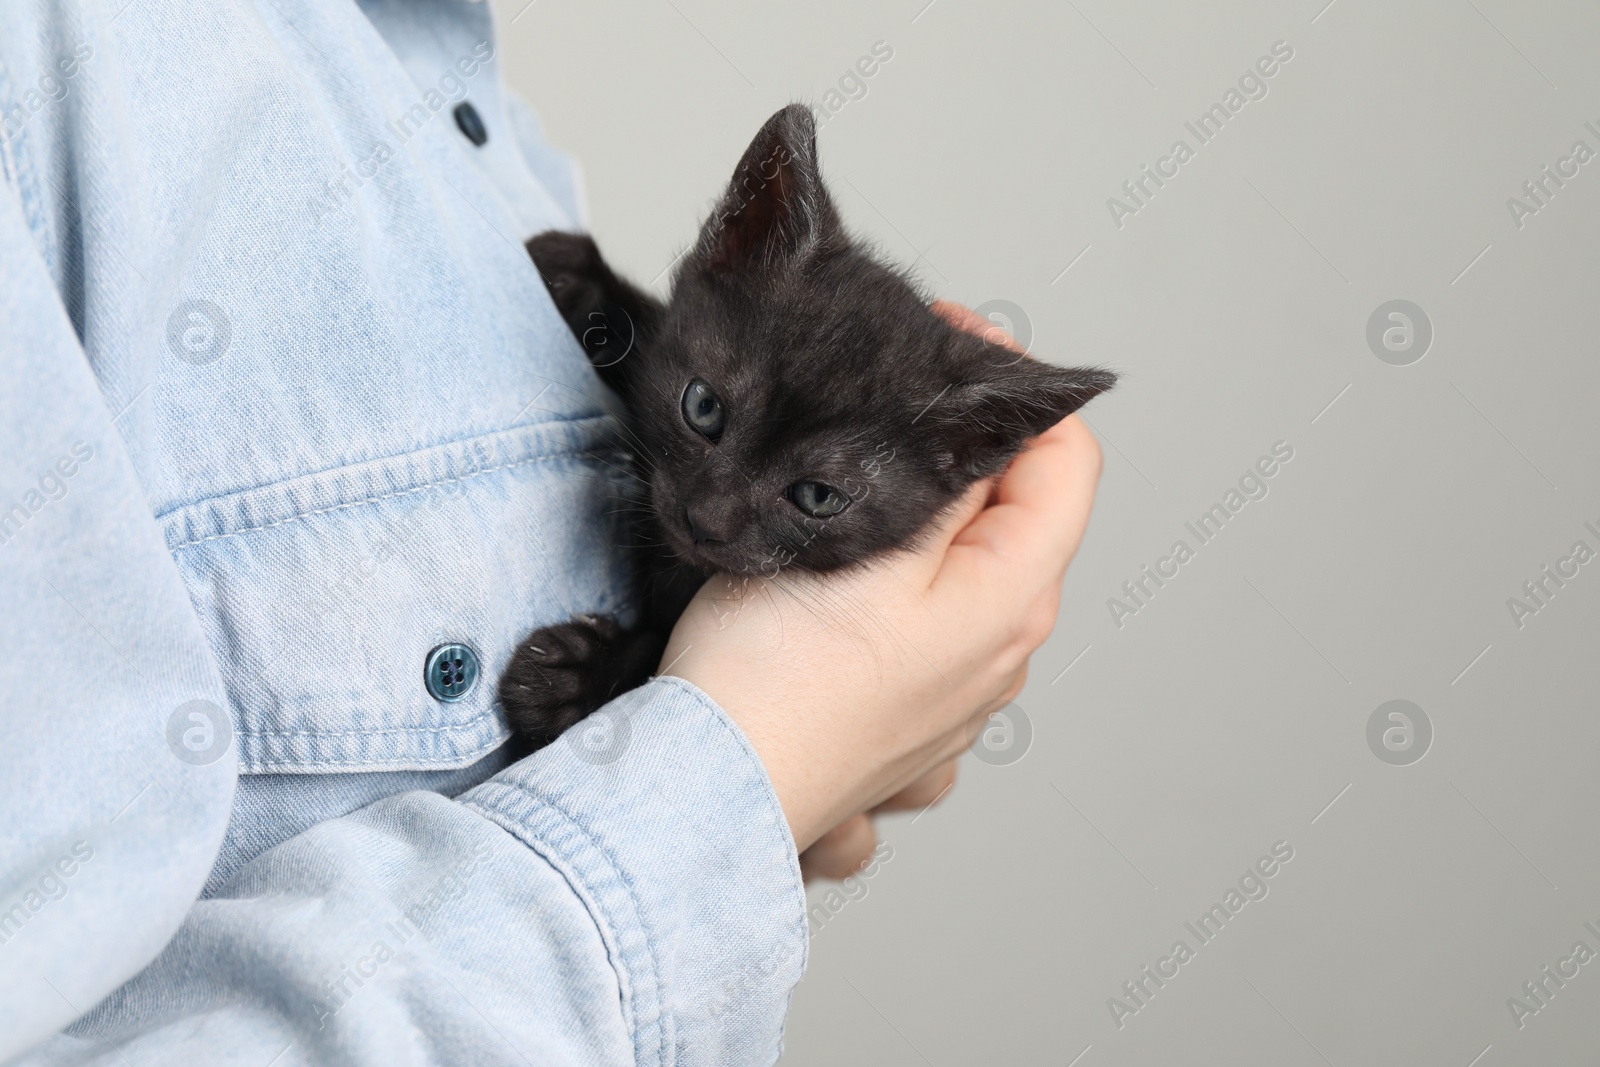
left=525, top=231, right=608, bottom=320
left=499, top=615, right=625, bottom=748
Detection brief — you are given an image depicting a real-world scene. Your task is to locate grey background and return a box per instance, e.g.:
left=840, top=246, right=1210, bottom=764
left=497, top=1, right=1600, bottom=1063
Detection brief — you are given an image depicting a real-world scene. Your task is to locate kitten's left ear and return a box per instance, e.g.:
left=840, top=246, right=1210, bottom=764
left=695, top=104, right=842, bottom=273
left=932, top=342, right=1116, bottom=477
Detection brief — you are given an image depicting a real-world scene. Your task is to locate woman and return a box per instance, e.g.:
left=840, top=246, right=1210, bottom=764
left=0, top=0, right=1100, bottom=1061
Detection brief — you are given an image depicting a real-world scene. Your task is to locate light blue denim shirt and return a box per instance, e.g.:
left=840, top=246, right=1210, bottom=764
left=0, top=0, right=805, bottom=1063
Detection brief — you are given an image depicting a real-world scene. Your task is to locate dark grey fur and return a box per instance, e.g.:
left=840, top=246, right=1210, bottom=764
left=500, top=104, right=1114, bottom=749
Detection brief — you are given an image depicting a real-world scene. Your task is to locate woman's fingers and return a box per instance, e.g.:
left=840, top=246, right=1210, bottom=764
left=958, top=662, right=1030, bottom=743
left=929, top=299, right=1023, bottom=354
left=668, top=309, right=1104, bottom=852
left=799, top=812, right=878, bottom=882
left=873, top=759, right=957, bottom=814
left=914, top=304, right=1101, bottom=604
left=896, top=477, right=994, bottom=587
left=807, top=755, right=961, bottom=876
left=994, top=662, right=1028, bottom=707
left=994, top=415, right=1103, bottom=567
left=939, top=414, right=1102, bottom=592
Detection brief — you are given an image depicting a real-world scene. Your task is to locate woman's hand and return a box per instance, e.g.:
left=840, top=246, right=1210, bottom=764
left=789, top=299, right=1056, bottom=879
left=799, top=761, right=959, bottom=881
left=662, top=407, right=1102, bottom=855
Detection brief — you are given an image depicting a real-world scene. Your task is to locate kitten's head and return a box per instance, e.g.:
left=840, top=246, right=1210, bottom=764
left=635, top=104, right=1114, bottom=576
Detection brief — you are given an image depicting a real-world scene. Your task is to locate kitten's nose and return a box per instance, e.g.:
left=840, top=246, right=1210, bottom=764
left=685, top=504, right=729, bottom=544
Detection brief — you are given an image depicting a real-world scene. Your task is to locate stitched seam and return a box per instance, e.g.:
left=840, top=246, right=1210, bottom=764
left=236, top=715, right=498, bottom=739
left=237, top=752, right=502, bottom=772
left=154, top=411, right=622, bottom=523
left=464, top=797, right=645, bottom=1054
left=654, top=678, right=806, bottom=872
left=653, top=675, right=811, bottom=974
left=236, top=738, right=503, bottom=769
left=172, top=449, right=625, bottom=549
left=474, top=678, right=805, bottom=1064
left=464, top=783, right=667, bottom=1066
left=230, top=585, right=625, bottom=744
left=234, top=724, right=509, bottom=770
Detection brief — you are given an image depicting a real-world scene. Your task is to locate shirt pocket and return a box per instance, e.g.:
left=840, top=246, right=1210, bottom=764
left=162, top=415, right=634, bottom=773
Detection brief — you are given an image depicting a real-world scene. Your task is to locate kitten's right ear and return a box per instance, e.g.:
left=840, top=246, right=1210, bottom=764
left=694, top=104, right=841, bottom=273
left=929, top=333, right=1117, bottom=478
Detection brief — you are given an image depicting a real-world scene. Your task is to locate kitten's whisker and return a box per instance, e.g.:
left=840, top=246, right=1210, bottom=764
left=588, top=452, right=653, bottom=486
left=807, top=581, right=897, bottom=660
left=524, top=370, right=664, bottom=468
left=742, top=559, right=904, bottom=675
left=793, top=554, right=931, bottom=666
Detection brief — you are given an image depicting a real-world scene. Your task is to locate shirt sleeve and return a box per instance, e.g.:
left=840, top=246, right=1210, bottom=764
left=0, top=108, right=806, bottom=1067
left=0, top=124, right=240, bottom=1061
left=26, top=679, right=806, bottom=1067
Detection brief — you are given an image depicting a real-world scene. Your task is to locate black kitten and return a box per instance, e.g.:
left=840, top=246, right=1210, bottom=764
left=500, top=104, right=1114, bottom=750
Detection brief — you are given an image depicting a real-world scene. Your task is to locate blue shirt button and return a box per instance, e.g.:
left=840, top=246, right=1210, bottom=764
left=453, top=102, right=487, bottom=147
left=425, top=643, right=479, bottom=702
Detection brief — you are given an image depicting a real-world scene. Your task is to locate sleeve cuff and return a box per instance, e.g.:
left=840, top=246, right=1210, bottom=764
left=461, top=675, right=806, bottom=1067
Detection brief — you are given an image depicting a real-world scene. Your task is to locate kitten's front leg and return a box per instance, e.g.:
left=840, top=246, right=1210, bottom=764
left=498, top=614, right=669, bottom=752
left=525, top=230, right=664, bottom=398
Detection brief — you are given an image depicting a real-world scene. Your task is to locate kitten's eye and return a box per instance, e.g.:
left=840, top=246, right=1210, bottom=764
left=681, top=379, right=725, bottom=442
left=788, top=481, right=850, bottom=518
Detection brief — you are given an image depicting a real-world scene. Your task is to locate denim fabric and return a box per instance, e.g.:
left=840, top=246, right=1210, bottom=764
left=0, top=0, right=805, bottom=1062
left=202, top=746, right=515, bottom=898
